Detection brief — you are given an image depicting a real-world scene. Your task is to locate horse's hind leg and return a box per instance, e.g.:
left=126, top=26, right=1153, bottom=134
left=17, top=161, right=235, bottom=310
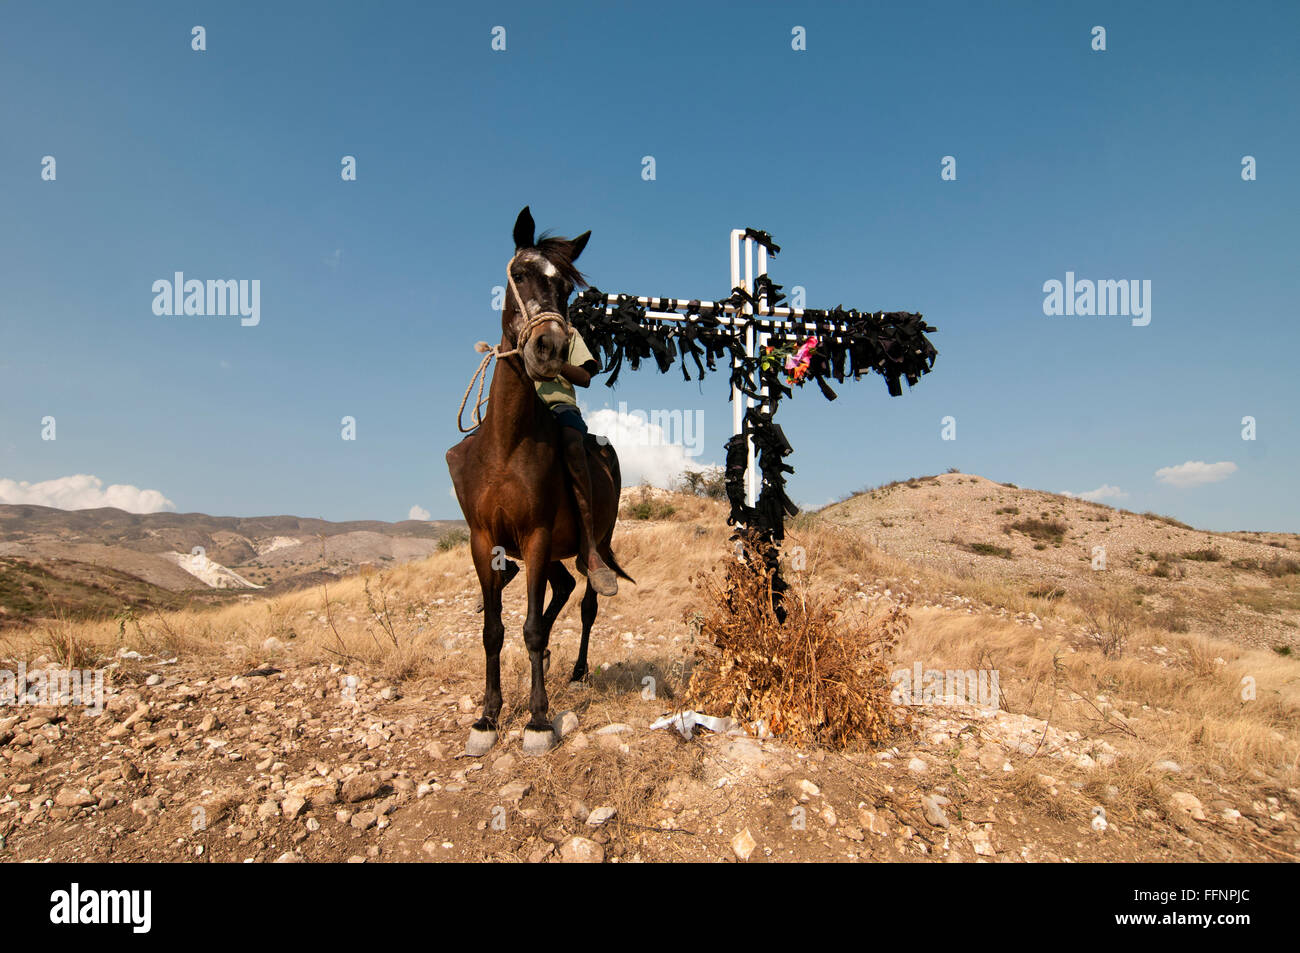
left=571, top=582, right=598, bottom=684
left=540, top=562, right=575, bottom=677
left=466, top=530, right=505, bottom=756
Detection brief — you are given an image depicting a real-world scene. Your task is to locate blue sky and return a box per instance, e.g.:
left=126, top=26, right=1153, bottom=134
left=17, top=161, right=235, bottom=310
left=1, top=1, right=1296, bottom=531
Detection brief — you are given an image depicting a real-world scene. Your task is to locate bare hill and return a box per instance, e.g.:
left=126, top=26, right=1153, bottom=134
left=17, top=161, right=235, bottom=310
left=0, top=505, right=466, bottom=627
left=818, top=472, right=1300, bottom=651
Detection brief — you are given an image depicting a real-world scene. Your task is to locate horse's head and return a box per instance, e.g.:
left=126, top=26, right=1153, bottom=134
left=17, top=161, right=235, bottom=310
left=505, top=206, right=590, bottom=382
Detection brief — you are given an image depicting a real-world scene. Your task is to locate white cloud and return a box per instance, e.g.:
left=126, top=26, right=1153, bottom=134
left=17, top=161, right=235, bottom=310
left=1154, top=460, right=1237, bottom=488
left=1063, top=484, right=1128, bottom=502
left=584, top=407, right=710, bottom=490
left=0, top=474, right=175, bottom=513
left=408, top=504, right=431, bottom=521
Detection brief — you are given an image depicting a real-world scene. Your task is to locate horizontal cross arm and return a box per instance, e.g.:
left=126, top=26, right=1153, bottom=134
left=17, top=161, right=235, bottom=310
left=594, top=293, right=926, bottom=330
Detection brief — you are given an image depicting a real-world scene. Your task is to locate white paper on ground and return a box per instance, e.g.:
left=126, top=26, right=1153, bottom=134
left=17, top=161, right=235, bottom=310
left=649, top=710, right=734, bottom=740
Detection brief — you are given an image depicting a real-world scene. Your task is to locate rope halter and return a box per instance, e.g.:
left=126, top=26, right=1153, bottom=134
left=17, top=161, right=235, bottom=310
left=457, top=252, right=575, bottom=433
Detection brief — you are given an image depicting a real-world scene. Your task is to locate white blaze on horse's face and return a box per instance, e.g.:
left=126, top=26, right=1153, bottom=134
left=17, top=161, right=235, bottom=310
left=510, top=250, right=571, bottom=382
left=511, top=252, right=561, bottom=320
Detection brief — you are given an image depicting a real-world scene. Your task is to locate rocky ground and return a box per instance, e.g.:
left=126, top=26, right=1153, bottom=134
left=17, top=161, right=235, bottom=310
left=3, top=638, right=1294, bottom=863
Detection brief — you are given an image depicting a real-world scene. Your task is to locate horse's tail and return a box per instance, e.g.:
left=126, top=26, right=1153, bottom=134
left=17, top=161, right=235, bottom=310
left=602, top=546, right=635, bottom=584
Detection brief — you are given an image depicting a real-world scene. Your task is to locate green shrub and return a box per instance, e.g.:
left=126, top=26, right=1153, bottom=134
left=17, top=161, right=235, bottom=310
left=438, top=529, right=470, bottom=551
left=1007, top=517, right=1068, bottom=542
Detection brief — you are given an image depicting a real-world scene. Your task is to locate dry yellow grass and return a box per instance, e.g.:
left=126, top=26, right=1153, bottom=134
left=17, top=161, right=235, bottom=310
left=687, top=533, right=906, bottom=748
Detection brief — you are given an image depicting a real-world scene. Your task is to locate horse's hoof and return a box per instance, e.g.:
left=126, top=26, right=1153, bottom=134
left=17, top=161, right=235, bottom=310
left=588, top=565, right=618, bottom=597
left=522, top=727, right=556, bottom=756
left=465, top=727, right=498, bottom=756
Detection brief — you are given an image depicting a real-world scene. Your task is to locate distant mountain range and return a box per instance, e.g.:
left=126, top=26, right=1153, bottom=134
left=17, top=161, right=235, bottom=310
left=0, top=504, right=466, bottom=627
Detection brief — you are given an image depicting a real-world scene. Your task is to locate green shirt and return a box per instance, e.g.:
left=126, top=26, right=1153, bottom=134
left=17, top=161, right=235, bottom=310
left=535, top=331, right=596, bottom=409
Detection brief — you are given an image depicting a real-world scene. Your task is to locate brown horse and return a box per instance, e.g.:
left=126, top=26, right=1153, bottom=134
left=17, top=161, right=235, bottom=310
left=446, top=207, right=632, bottom=756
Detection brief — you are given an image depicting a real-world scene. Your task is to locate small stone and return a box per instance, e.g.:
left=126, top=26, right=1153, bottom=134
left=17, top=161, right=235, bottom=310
left=553, top=710, right=580, bottom=739
left=586, top=806, right=617, bottom=827
left=907, top=757, right=928, bottom=774
left=282, top=795, right=307, bottom=819
left=499, top=780, right=531, bottom=804
left=341, top=772, right=385, bottom=803
left=54, top=786, right=96, bottom=808
left=424, top=741, right=447, bottom=760
left=1170, top=792, right=1206, bottom=821
left=273, top=851, right=302, bottom=863
left=350, top=811, right=378, bottom=830
left=860, top=809, right=891, bottom=836
left=288, top=776, right=339, bottom=808
left=1153, top=760, right=1181, bottom=774
left=798, top=779, right=821, bottom=797
left=731, top=827, right=757, bottom=861
left=968, top=828, right=995, bottom=857
left=978, top=746, right=1008, bottom=772
left=558, top=836, right=605, bottom=863
left=131, top=796, right=162, bottom=817
left=490, top=753, right=516, bottom=775
left=921, top=794, right=951, bottom=829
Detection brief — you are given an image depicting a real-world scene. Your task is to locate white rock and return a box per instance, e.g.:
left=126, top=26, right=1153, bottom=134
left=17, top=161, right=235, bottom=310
left=921, top=794, right=951, bottom=829
left=1170, top=792, right=1206, bottom=821
left=731, top=827, right=757, bottom=861
left=553, top=711, right=580, bottom=739
left=586, top=806, right=617, bottom=827
left=558, top=836, right=604, bottom=863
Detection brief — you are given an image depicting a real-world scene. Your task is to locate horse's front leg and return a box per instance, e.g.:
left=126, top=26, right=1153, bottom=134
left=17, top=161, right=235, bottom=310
left=466, top=529, right=506, bottom=756
left=521, top=530, right=558, bottom=755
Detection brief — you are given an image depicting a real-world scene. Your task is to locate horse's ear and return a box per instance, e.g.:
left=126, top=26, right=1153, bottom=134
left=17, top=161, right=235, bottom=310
left=513, top=207, right=535, bottom=249
left=569, top=230, right=591, bottom=261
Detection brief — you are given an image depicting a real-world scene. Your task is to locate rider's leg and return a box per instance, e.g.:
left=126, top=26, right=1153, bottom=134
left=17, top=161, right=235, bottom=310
left=560, top=424, right=618, bottom=596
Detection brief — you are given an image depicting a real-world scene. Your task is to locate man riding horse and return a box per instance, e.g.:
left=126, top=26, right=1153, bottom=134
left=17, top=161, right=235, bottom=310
left=446, top=207, right=631, bottom=755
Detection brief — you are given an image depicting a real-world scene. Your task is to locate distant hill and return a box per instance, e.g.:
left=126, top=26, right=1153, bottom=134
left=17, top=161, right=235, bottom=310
left=817, top=472, right=1300, bottom=649
left=0, top=504, right=466, bottom=627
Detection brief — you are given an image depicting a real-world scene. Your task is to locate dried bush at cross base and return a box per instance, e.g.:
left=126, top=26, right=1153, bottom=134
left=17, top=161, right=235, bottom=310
left=686, top=533, right=907, bottom=749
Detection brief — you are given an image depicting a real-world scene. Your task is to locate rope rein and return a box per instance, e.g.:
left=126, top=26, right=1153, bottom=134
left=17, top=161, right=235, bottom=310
left=456, top=254, right=574, bottom=433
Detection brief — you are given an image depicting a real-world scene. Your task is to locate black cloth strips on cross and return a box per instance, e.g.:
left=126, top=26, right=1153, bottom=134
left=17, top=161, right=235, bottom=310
left=566, top=232, right=938, bottom=547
